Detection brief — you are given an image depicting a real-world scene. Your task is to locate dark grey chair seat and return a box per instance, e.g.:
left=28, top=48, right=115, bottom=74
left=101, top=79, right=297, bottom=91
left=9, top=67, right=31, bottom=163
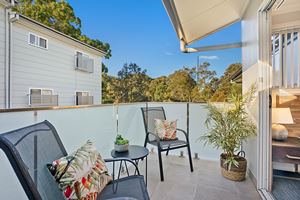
left=0, top=120, right=149, bottom=200
left=98, top=175, right=148, bottom=200
left=150, top=139, right=187, bottom=149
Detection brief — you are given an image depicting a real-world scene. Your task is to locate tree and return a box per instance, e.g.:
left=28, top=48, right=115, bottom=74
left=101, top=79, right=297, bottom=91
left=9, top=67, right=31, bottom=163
left=147, top=76, right=168, bottom=102
left=166, top=70, right=196, bottom=102
left=113, top=63, right=150, bottom=103
left=14, top=0, right=111, bottom=58
left=210, top=63, right=242, bottom=102
left=102, top=73, right=117, bottom=104
left=186, top=62, right=216, bottom=90
left=184, top=63, right=218, bottom=102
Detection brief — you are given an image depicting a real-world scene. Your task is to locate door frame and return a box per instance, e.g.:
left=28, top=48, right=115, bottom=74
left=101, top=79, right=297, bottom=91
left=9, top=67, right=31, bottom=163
left=257, top=0, right=275, bottom=199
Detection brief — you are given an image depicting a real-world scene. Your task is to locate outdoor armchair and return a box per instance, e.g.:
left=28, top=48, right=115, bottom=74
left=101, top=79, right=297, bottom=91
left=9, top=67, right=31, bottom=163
left=141, top=107, right=193, bottom=181
left=0, top=120, right=149, bottom=200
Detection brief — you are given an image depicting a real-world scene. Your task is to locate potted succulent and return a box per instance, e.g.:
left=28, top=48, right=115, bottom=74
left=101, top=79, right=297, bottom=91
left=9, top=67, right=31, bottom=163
left=114, top=134, right=129, bottom=152
left=201, top=85, right=256, bottom=181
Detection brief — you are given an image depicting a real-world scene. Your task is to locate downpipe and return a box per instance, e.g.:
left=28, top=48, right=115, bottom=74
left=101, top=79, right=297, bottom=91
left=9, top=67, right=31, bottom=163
left=4, top=0, right=18, bottom=108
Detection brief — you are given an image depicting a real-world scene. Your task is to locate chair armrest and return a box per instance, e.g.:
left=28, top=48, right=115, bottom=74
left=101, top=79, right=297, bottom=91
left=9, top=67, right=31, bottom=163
left=176, top=128, right=189, bottom=142
left=104, top=157, right=140, bottom=175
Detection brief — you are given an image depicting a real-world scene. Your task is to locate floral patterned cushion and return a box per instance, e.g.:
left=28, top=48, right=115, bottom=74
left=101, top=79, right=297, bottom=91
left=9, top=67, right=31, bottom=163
left=48, top=141, right=112, bottom=200
left=154, top=119, right=177, bottom=140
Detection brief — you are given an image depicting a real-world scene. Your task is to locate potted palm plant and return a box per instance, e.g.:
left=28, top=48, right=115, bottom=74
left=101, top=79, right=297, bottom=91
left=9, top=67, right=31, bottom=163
left=201, top=85, right=256, bottom=181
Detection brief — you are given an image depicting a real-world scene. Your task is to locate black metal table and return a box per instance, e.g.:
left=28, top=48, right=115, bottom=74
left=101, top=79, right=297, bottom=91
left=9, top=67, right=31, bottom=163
left=111, top=145, right=149, bottom=186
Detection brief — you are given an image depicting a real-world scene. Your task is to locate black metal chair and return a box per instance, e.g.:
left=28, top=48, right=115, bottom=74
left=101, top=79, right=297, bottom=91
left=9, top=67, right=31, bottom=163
left=0, top=120, right=149, bottom=200
left=141, top=107, right=193, bottom=181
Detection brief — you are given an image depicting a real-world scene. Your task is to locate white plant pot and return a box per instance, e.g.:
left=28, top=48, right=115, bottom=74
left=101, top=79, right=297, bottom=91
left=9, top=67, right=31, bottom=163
left=114, top=143, right=129, bottom=152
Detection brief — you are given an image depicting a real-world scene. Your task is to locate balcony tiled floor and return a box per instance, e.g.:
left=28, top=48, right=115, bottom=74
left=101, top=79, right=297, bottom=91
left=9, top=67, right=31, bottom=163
left=135, top=152, right=260, bottom=200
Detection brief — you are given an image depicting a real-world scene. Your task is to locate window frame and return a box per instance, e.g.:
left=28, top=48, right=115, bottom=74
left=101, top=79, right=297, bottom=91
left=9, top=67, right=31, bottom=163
left=28, top=32, right=48, bottom=50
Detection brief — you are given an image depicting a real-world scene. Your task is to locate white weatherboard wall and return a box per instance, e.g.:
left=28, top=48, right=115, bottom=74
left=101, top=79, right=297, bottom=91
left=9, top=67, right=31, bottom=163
left=0, top=4, right=5, bottom=109
left=10, top=18, right=102, bottom=108
left=241, top=0, right=263, bottom=181
left=0, top=103, right=220, bottom=199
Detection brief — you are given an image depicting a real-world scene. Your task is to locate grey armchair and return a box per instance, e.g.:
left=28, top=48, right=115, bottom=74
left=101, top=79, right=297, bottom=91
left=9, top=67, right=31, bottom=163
left=141, top=107, right=193, bottom=181
left=0, top=120, right=149, bottom=200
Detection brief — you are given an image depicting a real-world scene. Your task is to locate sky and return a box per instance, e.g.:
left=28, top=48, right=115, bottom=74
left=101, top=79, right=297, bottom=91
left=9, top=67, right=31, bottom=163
left=68, top=0, right=241, bottom=78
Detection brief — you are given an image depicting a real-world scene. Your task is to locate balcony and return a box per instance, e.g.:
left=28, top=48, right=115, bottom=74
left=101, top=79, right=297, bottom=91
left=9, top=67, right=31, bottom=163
left=29, top=94, right=59, bottom=107
left=0, top=102, right=259, bottom=199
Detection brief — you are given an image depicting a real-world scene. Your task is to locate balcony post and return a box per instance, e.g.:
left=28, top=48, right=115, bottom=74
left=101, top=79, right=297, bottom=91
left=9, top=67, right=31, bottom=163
left=187, top=102, right=189, bottom=136
left=145, top=102, right=148, bottom=133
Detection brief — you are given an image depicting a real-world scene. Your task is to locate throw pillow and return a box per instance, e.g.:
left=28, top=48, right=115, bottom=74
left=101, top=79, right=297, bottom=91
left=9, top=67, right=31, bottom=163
left=154, top=119, right=177, bottom=140
left=48, top=140, right=112, bottom=200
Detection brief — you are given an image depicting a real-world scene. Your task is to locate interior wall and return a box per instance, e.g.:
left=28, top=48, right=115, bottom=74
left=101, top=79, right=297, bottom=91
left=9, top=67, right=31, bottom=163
left=273, top=89, right=300, bottom=138
left=272, top=89, right=300, bottom=171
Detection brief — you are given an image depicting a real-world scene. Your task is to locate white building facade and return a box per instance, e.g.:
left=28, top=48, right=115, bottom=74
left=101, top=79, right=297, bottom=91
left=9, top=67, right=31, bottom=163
left=0, top=0, right=105, bottom=109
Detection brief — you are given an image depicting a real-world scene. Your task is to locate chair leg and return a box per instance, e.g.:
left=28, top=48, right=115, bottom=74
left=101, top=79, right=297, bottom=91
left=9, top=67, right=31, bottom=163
left=158, top=149, right=164, bottom=181
left=187, top=144, right=194, bottom=172
left=166, top=145, right=170, bottom=156
left=144, top=139, right=147, bottom=147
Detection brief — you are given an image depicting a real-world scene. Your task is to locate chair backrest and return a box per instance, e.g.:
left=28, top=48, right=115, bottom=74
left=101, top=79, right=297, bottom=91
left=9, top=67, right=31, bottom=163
left=0, top=120, right=67, bottom=200
left=141, top=107, right=166, bottom=142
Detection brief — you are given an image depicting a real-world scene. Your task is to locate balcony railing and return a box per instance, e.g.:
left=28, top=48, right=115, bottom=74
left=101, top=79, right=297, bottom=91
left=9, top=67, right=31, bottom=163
left=0, top=102, right=221, bottom=159
left=76, top=95, right=94, bottom=105
left=29, top=94, right=59, bottom=107
left=0, top=103, right=257, bottom=199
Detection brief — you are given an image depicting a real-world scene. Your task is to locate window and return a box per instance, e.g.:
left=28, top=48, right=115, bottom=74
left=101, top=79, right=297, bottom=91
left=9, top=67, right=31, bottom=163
left=272, top=31, right=299, bottom=88
left=75, top=51, right=94, bottom=73
left=39, top=37, right=47, bottom=49
left=76, top=91, right=93, bottom=105
left=28, top=33, right=48, bottom=49
left=30, top=88, right=53, bottom=96
left=29, top=88, right=58, bottom=106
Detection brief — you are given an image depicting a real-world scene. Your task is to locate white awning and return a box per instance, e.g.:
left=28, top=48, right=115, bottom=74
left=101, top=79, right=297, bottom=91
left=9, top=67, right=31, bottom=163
left=163, top=0, right=250, bottom=45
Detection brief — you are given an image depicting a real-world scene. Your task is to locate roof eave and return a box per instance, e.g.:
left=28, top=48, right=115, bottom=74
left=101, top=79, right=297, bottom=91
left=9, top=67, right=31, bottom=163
left=18, top=14, right=107, bottom=57
left=162, top=0, right=250, bottom=45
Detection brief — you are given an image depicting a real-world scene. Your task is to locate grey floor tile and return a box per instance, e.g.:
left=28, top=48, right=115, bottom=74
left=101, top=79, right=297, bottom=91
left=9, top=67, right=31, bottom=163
left=126, top=152, right=260, bottom=200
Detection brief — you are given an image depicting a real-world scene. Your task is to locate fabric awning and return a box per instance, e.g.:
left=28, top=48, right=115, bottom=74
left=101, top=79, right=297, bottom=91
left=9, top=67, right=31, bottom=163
left=163, top=0, right=250, bottom=45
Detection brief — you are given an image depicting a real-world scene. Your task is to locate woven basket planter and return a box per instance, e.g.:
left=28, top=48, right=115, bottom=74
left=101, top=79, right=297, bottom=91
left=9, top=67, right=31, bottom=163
left=220, top=153, right=247, bottom=181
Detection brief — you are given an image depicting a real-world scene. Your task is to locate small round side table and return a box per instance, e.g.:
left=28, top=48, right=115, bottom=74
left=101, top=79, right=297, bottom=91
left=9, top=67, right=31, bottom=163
left=111, top=145, right=149, bottom=186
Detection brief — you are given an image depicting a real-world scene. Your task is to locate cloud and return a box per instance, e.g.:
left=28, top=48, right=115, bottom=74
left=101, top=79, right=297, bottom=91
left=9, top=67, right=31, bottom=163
left=199, top=55, right=219, bottom=60
left=165, top=52, right=174, bottom=56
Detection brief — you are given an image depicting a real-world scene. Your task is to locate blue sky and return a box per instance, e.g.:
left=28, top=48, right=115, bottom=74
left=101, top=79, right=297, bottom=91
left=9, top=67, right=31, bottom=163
left=68, top=0, right=241, bottom=78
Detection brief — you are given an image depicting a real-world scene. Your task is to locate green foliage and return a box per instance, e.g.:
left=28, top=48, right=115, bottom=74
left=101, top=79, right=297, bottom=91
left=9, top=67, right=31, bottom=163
left=210, top=63, right=242, bottom=102
left=184, top=62, right=219, bottom=102
left=102, top=73, right=117, bottom=104
left=14, top=0, right=111, bottom=58
left=166, top=69, right=196, bottom=102
left=102, top=62, right=243, bottom=104
left=102, top=63, right=150, bottom=103
left=115, top=135, right=129, bottom=145
left=147, top=76, right=168, bottom=102
left=201, top=84, right=257, bottom=170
